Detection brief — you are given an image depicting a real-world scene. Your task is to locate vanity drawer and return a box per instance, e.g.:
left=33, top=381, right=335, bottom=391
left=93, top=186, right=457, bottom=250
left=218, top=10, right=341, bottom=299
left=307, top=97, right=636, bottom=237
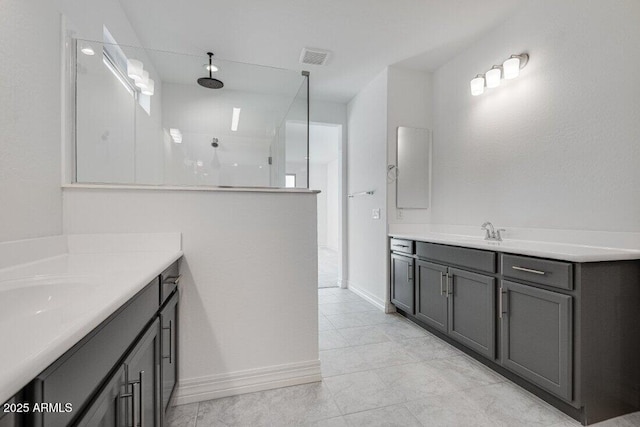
left=390, top=238, right=414, bottom=255
left=502, top=254, right=573, bottom=290
left=417, top=242, right=496, bottom=273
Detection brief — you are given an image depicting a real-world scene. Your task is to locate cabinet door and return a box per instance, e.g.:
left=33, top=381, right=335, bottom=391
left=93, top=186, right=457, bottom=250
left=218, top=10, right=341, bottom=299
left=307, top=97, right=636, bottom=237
left=160, top=292, right=179, bottom=416
left=501, top=280, right=572, bottom=401
left=124, top=319, right=160, bottom=427
left=75, top=367, right=127, bottom=427
left=448, top=268, right=496, bottom=359
left=391, top=253, right=414, bottom=313
left=415, top=260, right=448, bottom=333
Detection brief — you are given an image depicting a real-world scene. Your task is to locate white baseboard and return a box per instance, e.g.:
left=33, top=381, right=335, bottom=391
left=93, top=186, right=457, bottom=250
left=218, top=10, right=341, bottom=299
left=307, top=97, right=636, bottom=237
left=173, top=360, right=322, bottom=406
left=346, top=281, right=386, bottom=312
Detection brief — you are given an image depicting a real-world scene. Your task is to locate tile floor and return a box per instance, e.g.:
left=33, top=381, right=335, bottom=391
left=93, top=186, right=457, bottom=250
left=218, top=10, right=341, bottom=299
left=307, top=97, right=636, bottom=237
left=168, top=287, right=640, bottom=427
left=318, top=247, right=339, bottom=288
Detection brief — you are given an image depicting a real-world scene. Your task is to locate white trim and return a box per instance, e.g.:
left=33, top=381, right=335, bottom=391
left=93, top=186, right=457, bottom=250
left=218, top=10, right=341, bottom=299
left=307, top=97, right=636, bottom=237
left=62, top=183, right=319, bottom=194
left=346, top=281, right=386, bottom=312
left=173, top=360, right=322, bottom=406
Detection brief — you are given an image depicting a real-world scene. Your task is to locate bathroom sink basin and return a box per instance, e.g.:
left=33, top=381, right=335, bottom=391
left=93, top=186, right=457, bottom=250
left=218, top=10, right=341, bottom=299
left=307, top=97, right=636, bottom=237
left=0, top=275, right=101, bottom=323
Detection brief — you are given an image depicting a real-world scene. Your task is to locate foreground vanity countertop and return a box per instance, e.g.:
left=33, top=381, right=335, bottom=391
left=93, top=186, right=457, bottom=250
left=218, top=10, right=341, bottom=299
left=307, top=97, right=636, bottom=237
left=0, top=234, right=183, bottom=405
left=389, top=232, right=640, bottom=262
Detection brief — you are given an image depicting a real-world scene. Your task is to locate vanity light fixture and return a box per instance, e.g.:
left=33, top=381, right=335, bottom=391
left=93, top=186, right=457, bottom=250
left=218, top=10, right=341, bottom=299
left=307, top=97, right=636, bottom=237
left=503, top=54, right=529, bottom=80
left=470, top=74, right=485, bottom=96
left=135, top=70, right=149, bottom=88
left=470, top=53, right=529, bottom=96
left=231, top=107, right=241, bottom=132
left=486, top=65, right=502, bottom=88
left=141, top=79, right=155, bottom=96
left=127, top=59, right=144, bottom=81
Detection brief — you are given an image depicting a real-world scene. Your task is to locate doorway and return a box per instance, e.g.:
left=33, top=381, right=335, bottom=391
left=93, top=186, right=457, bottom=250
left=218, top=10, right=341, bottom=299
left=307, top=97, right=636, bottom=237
left=309, top=123, right=342, bottom=288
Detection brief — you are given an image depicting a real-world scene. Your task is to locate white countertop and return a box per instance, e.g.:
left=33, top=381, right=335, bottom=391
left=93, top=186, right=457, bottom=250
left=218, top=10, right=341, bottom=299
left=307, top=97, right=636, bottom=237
left=0, top=234, right=183, bottom=405
left=389, top=232, right=640, bottom=262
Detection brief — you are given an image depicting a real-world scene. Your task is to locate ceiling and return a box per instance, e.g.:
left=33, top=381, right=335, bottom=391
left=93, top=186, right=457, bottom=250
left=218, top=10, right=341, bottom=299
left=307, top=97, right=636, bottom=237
left=118, top=0, right=528, bottom=104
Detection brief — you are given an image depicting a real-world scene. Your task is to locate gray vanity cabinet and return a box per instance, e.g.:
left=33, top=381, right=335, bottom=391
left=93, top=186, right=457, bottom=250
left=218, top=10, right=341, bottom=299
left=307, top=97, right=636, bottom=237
left=415, top=260, right=448, bottom=333
left=76, top=319, right=160, bottom=427
left=448, top=268, right=496, bottom=359
left=391, top=253, right=414, bottom=314
left=501, top=280, right=572, bottom=401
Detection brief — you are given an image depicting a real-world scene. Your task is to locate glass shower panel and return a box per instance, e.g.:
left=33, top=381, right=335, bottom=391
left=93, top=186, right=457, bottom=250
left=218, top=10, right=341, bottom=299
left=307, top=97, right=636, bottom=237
left=74, top=40, right=308, bottom=188
left=274, top=76, right=309, bottom=188
left=76, top=42, right=137, bottom=183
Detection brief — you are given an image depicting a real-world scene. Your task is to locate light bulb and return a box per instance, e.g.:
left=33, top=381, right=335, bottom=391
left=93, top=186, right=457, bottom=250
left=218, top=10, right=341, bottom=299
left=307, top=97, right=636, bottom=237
left=470, top=75, right=485, bottom=96
left=486, top=66, right=502, bottom=88
left=135, top=70, right=149, bottom=88
left=127, top=59, right=144, bottom=81
left=231, top=107, right=241, bottom=131
left=206, top=64, right=219, bottom=72
left=141, top=79, right=154, bottom=96
left=503, top=56, right=520, bottom=80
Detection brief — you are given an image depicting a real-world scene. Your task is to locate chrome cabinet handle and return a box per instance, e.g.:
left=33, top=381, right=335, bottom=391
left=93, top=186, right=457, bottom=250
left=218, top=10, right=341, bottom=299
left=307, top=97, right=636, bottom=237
left=440, top=272, right=445, bottom=296
left=512, top=266, right=546, bottom=275
left=124, top=365, right=143, bottom=427
left=118, top=388, right=133, bottom=427
left=499, top=287, right=505, bottom=318
left=163, top=320, right=173, bottom=364
left=393, top=244, right=409, bottom=248
left=446, top=273, right=452, bottom=296
left=165, top=275, right=182, bottom=285
left=407, top=263, right=412, bottom=281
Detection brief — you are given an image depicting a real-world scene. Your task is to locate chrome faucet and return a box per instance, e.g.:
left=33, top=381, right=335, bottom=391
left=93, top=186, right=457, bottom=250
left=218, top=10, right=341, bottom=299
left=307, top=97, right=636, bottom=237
left=481, top=222, right=505, bottom=241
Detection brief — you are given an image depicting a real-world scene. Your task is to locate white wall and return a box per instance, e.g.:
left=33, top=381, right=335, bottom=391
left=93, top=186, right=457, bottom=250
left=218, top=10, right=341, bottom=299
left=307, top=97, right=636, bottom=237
left=326, top=158, right=339, bottom=252
left=386, top=66, right=433, bottom=225
left=346, top=69, right=389, bottom=309
left=62, top=187, right=320, bottom=403
left=429, top=0, right=640, bottom=232
left=0, top=0, right=63, bottom=242
left=310, top=164, right=328, bottom=246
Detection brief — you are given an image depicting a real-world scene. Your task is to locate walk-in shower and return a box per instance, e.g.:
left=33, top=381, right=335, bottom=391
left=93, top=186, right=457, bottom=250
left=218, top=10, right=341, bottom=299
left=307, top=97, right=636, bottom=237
left=73, top=39, right=309, bottom=188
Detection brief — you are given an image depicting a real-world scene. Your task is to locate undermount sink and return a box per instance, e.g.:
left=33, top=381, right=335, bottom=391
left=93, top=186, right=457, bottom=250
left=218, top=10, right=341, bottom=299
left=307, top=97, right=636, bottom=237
left=0, top=275, right=100, bottom=323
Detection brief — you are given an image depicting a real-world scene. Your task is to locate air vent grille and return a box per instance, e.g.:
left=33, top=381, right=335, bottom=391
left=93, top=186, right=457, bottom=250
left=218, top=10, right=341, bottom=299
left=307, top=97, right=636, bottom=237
left=299, top=48, right=330, bottom=66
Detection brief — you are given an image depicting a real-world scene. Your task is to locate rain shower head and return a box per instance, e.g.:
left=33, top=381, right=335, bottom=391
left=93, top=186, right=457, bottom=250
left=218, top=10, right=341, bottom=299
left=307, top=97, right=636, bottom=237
left=198, top=52, right=224, bottom=89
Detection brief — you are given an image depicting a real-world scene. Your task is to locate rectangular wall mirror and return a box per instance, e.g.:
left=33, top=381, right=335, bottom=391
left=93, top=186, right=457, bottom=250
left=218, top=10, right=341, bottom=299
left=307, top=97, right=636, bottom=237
left=396, top=126, right=431, bottom=209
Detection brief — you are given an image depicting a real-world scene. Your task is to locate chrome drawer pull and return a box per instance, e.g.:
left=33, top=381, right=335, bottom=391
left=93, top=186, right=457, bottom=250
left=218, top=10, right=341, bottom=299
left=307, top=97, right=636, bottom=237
left=512, top=266, right=546, bottom=275
left=165, top=275, right=182, bottom=285
left=393, top=244, right=409, bottom=248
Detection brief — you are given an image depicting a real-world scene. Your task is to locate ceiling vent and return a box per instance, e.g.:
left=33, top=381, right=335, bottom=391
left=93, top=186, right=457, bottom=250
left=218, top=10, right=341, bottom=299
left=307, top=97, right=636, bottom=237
left=299, top=48, right=330, bottom=66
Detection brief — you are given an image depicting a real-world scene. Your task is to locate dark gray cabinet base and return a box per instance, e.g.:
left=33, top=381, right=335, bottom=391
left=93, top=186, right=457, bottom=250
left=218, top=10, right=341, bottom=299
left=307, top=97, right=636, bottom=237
left=391, top=253, right=414, bottom=313
left=391, top=238, right=640, bottom=426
